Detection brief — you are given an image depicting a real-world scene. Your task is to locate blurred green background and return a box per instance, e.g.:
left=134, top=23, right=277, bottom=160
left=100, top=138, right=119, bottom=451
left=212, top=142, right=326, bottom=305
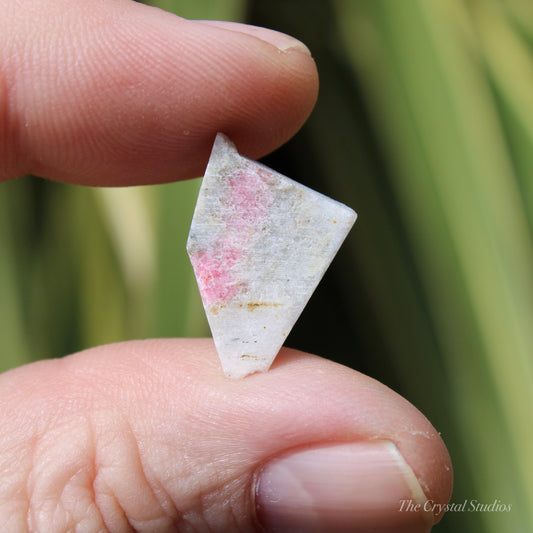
left=2, top=0, right=532, bottom=531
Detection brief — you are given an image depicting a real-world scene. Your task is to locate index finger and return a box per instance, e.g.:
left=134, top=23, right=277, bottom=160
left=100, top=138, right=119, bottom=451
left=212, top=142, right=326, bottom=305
left=0, top=0, right=318, bottom=185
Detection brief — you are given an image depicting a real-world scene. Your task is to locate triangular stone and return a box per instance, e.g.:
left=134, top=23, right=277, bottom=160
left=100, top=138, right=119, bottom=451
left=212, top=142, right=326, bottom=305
left=187, top=133, right=357, bottom=378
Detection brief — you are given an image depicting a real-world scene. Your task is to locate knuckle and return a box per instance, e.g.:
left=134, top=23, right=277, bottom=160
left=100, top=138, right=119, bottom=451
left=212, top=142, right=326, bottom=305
left=25, top=416, right=106, bottom=531
left=24, top=413, right=185, bottom=532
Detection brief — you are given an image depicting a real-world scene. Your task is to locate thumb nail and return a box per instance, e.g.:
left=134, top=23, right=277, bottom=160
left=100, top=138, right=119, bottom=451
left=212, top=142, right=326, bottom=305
left=254, top=440, right=434, bottom=533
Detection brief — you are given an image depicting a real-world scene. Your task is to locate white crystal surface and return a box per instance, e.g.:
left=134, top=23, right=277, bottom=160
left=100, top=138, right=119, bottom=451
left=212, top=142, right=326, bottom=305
left=187, top=133, right=357, bottom=378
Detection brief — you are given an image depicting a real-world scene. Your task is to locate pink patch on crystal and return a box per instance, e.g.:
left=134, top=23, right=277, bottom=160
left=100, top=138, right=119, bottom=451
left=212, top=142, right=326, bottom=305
left=191, top=247, right=241, bottom=304
left=192, top=166, right=274, bottom=306
left=226, top=167, right=273, bottom=230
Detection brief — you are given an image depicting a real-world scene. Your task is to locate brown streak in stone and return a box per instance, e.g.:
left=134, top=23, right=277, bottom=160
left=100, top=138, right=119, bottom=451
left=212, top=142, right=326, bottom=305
left=239, top=302, right=281, bottom=311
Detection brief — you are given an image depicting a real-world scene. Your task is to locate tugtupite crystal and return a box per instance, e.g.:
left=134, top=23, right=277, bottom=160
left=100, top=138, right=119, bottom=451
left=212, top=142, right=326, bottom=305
left=187, top=133, right=357, bottom=378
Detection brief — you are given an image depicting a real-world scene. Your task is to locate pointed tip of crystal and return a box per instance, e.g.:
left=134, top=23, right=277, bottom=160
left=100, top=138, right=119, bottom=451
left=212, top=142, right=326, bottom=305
left=187, top=133, right=356, bottom=378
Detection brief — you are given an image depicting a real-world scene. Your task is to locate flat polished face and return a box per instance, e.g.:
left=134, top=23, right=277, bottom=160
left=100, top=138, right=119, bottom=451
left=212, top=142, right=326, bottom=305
left=187, top=133, right=357, bottom=378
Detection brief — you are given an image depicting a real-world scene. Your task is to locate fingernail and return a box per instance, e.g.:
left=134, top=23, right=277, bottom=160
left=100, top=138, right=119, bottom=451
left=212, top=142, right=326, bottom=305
left=195, top=20, right=312, bottom=55
left=244, top=26, right=312, bottom=54
left=255, top=441, right=434, bottom=533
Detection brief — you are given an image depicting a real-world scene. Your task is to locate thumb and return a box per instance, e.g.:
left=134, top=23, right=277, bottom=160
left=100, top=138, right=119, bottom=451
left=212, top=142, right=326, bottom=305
left=0, top=339, right=452, bottom=532
left=0, top=0, right=318, bottom=184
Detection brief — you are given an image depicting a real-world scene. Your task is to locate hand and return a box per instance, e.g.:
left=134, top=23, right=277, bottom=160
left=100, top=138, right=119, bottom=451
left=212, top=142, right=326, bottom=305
left=0, top=1, right=452, bottom=532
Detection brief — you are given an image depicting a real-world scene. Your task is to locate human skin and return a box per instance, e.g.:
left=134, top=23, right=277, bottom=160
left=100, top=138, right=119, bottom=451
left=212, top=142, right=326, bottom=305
left=0, top=1, right=452, bottom=531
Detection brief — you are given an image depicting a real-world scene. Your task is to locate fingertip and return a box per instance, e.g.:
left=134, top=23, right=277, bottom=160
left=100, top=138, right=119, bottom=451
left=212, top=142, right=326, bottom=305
left=175, top=341, right=453, bottom=524
left=260, top=347, right=454, bottom=525
left=3, top=0, right=318, bottom=185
